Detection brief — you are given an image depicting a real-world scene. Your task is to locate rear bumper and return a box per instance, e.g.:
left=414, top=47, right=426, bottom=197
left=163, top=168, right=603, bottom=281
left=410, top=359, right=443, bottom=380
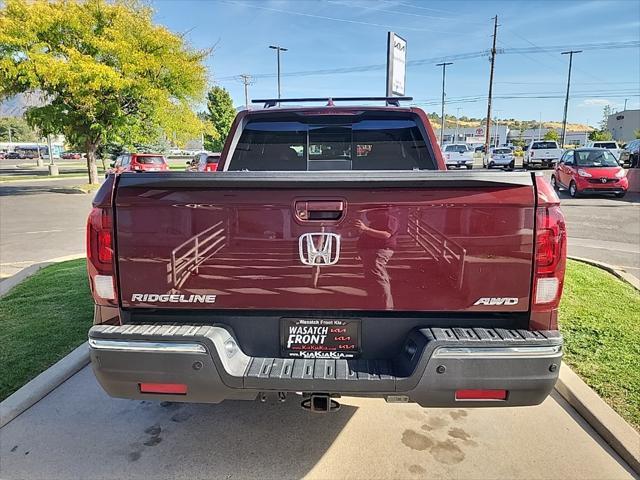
left=89, top=324, right=562, bottom=408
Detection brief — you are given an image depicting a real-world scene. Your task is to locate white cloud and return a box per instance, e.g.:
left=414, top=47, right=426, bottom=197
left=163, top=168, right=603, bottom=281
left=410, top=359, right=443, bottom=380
left=580, top=98, right=615, bottom=107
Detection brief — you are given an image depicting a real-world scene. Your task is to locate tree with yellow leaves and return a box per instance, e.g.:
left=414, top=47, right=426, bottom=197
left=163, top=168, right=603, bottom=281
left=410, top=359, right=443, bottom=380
left=0, top=0, right=213, bottom=183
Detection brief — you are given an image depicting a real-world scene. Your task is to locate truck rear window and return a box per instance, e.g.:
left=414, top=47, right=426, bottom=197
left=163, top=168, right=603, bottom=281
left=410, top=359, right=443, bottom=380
left=444, top=145, right=468, bottom=153
left=135, top=156, right=165, bottom=164
left=594, top=142, right=617, bottom=149
left=531, top=142, right=558, bottom=150
left=228, top=117, right=435, bottom=171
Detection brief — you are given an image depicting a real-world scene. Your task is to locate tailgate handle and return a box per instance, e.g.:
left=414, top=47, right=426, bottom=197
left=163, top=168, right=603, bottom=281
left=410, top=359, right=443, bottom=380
left=296, top=200, right=344, bottom=221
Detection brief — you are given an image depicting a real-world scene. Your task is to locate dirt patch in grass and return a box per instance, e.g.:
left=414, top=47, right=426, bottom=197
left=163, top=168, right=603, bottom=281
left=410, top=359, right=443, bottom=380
left=559, top=260, right=640, bottom=430
left=0, top=259, right=93, bottom=400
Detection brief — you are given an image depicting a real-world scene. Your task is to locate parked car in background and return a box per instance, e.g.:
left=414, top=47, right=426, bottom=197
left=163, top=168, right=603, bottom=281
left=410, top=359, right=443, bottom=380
left=484, top=147, right=515, bottom=169
left=585, top=141, right=623, bottom=162
left=106, top=153, right=169, bottom=176
left=523, top=141, right=563, bottom=169
left=5, top=151, right=22, bottom=159
left=619, top=139, right=640, bottom=168
left=442, top=144, right=474, bottom=169
left=62, top=152, right=82, bottom=159
left=187, top=151, right=221, bottom=172
left=551, top=148, right=627, bottom=198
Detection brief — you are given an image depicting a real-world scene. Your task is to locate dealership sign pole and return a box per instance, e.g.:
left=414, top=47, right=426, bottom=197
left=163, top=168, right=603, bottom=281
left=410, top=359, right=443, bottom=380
left=386, top=32, right=407, bottom=100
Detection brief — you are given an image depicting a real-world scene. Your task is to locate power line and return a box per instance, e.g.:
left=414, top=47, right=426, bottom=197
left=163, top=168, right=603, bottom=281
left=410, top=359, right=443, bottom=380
left=216, top=40, right=638, bottom=82
left=223, top=1, right=463, bottom=34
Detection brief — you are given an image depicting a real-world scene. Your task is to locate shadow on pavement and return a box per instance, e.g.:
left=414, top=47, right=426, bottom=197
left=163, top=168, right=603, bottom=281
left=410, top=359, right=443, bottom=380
left=0, top=368, right=356, bottom=480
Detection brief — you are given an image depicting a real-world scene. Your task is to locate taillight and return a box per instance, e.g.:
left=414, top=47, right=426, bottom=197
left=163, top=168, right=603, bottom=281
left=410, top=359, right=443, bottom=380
left=87, top=207, right=116, bottom=305
left=206, top=163, right=218, bottom=171
left=533, top=205, right=566, bottom=307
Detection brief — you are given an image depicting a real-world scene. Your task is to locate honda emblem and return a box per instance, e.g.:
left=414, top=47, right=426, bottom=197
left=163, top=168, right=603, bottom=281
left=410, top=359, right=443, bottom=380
left=298, top=233, right=340, bottom=266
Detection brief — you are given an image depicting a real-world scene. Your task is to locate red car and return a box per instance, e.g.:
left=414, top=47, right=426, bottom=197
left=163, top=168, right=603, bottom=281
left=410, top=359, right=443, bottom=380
left=107, top=153, right=169, bottom=176
left=551, top=148, right=628, bottom=198
left=61, top=152, right=82, bottom=159
left=185, top=151, right=221, bottom=172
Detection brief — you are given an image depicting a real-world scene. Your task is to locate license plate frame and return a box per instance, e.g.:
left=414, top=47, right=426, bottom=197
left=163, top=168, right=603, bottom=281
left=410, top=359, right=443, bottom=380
left=280, top=318, right=361, bottom=359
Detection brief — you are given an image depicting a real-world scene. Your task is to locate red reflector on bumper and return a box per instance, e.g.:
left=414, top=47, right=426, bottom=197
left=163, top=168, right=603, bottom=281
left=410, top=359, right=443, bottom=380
left=455, top=389, right=507, bottom=400
left=139, top=383, right=187, bottom=395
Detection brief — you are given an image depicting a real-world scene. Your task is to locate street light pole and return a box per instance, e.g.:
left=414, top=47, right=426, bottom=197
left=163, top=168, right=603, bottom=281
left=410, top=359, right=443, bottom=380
left=269, top=45, right=288, bottom=101
left=436, top=62, right=453, bottom=147
left=455, top=107, right=461, bottom=143
left=560, top=50, right=582, bottom=147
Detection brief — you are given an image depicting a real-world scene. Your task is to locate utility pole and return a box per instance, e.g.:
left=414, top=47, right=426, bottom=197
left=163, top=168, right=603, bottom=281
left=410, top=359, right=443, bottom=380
left=484, top=15, right=498, bottom=157
left=269, top=45, right=288, bottom=101
left=538, top=112, right=542, bottom=140
left=239, top=74, right=252, bottom=108
left=7, top=125, right=12, bottom=144
left=623, top=98, right=628, bottom=111
left=436, top=61, right=453, bottom=147
left=455, top=107, right=461, bottom=143
left=560, top=50, right=582, bottom=147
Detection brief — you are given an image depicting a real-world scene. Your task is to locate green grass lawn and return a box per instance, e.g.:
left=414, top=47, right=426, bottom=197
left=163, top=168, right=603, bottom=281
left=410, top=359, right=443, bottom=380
left=1, top=258, right=638, bottom=430
left=0, top=259, right=93, bottom=401
left=559, top=260, right=640, bottom=430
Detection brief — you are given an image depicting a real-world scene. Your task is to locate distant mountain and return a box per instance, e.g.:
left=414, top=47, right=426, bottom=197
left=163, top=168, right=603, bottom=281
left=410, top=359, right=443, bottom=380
left=0, top=93, right=44, bottom=117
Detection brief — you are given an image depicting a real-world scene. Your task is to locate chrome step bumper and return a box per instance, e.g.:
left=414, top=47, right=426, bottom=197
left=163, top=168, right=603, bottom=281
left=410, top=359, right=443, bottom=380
left=89, top=324, right=562, bottom=407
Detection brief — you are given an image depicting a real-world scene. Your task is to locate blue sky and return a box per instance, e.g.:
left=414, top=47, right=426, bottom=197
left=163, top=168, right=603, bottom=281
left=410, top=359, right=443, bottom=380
left=153, top=0, right=640, bottom=126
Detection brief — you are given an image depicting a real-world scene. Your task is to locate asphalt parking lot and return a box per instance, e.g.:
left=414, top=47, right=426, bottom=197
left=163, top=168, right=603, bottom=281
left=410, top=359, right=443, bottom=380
left=0, top=177, right=93, bottom=278
left=1, top=367, right=635, bottom=480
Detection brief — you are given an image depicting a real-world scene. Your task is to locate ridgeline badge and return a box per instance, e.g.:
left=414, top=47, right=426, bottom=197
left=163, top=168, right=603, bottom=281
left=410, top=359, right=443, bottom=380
left=131, top=294, right=216, bottom=303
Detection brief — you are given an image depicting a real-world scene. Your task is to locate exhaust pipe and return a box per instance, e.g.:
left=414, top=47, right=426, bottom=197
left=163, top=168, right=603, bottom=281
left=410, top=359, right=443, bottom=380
left=301, top=394, right=340, bottom=413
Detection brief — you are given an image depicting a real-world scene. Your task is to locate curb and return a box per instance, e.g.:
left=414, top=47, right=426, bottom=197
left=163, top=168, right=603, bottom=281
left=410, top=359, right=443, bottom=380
left=0, top=254, right=91, bottom=429
left=0, top=342, right=90, bottom=429
left=555, top=363, right=640, bottom=474
left=0, top=254, right=86, bottom=298
left=568, top=255, right=640, bottom=291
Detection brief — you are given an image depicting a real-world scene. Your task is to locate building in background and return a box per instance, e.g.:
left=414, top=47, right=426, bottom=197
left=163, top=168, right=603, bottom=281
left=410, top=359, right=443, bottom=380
left=433, top=125, right=509, bottom=147
left=607, top=109, right=640, bottom=144
left=507, top=128, right=590, bottom=147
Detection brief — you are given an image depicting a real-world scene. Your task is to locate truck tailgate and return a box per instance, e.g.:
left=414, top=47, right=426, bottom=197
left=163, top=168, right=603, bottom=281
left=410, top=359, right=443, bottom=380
left=114, top=171, right=536, bottom=313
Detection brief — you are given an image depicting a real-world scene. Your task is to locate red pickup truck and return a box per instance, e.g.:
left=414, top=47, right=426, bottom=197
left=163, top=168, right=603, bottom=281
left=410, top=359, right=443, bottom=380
left=87, top=97, right=566, bottom=412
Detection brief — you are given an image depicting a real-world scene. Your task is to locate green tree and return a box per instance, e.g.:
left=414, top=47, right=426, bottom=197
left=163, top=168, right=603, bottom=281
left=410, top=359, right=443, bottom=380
left=634, top=129, right=640, bottom=139
left=544, top=130, right=559, bottom=142
left=600, top=105, right=613, bottom=130
left=204, top=86, right=235, bottom=152
left=588, top=129, right=613, bottom=141
left=0, top=0, right=211, bottom=183
left=0, top=116, right=38, bottom=142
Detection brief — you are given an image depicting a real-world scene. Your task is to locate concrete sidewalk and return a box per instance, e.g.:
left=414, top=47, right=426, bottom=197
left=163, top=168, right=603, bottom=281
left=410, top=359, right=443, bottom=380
left=0, top=367, right=635, bottom=480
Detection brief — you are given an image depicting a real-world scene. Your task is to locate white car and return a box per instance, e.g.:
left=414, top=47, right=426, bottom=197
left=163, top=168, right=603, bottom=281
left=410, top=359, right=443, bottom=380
left=442, top=144, right=474, bottom=169
left=523, top=141, right=563, bottom=169
left=585, top=141, right=623, bottom=161
left=484, top=147, right=515, bottom=169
